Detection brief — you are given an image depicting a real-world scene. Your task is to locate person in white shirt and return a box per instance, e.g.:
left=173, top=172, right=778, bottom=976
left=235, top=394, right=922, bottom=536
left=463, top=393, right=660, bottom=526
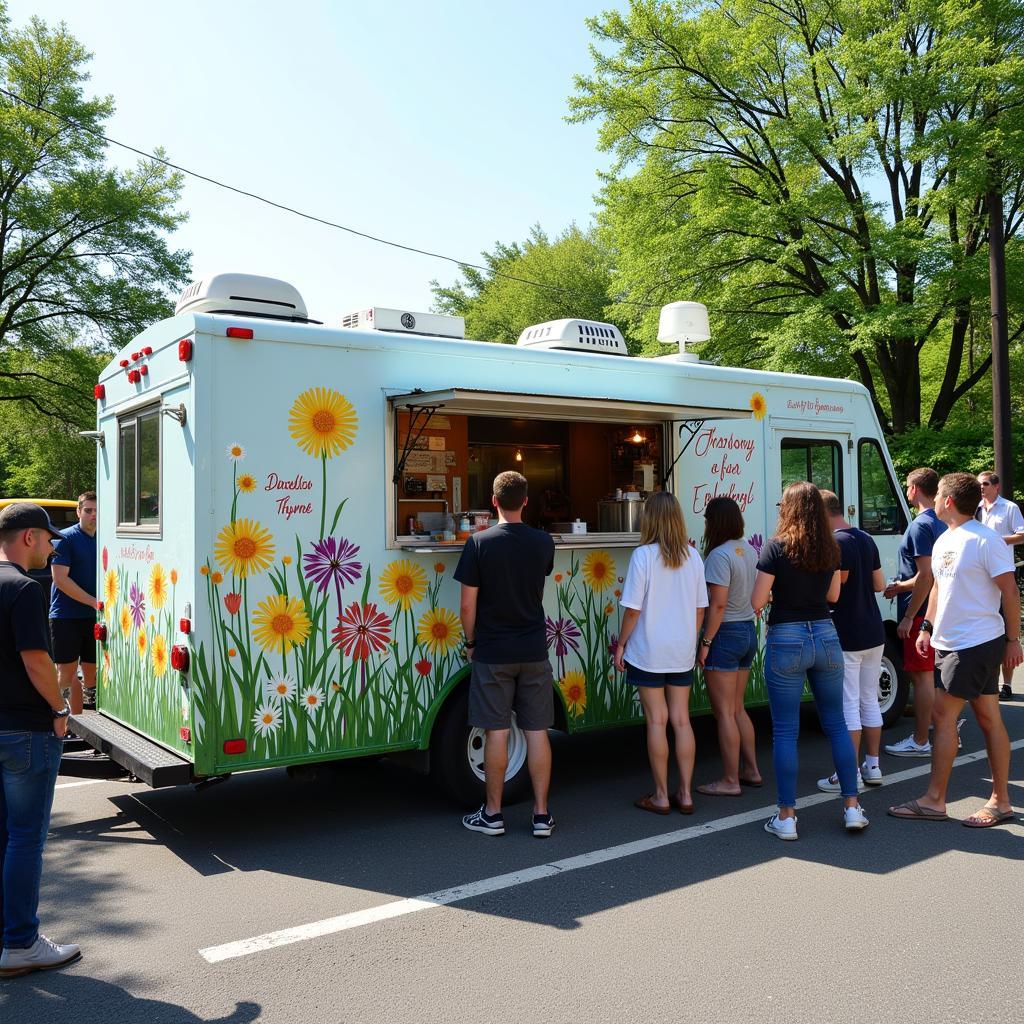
left=977, top=471, right=1024, bottom=699
left=889, top=473, right=1022, bottom=827
left=615, top=491, right=708, bottom=815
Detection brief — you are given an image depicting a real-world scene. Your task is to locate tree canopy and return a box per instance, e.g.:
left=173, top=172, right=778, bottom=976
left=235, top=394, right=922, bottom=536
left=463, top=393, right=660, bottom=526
left=0, top=6, right=190, bottom=439
left=570, top=0, right=1024, bottom=431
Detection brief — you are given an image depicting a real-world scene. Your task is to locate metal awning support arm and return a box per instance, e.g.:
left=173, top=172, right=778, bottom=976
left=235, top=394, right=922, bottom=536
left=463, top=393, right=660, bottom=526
left=661, top=419, right=706, bottom=490
left=393, top=398, right=440, bottom=483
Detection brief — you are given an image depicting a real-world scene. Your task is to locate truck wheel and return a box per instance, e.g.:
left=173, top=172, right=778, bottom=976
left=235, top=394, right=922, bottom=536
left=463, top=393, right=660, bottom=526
left=429, top=688, right=531, bottom=806
left=879, top=640, right=909, bottom=729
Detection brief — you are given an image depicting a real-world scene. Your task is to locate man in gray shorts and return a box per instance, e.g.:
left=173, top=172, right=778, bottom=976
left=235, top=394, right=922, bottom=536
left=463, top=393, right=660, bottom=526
left=454, top=471, right=556, bottom=838
left=889, top=473, right=1022, bottom=827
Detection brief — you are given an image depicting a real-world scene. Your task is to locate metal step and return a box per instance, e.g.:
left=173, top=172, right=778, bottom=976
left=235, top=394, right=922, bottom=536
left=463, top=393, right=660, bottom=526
left=69, top=711, right=194, bottom=788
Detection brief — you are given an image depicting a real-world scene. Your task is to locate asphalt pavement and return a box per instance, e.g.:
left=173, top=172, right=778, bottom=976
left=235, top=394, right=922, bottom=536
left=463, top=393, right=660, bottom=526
left=3, top=682, right=1023, bottom=1024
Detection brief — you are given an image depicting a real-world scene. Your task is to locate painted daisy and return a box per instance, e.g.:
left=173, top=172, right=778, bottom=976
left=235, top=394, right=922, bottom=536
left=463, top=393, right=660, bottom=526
left=252, top=702, right=281, bottom=737
left=299, top=686, right=326, bottom=714
left=226, top=442, right=246, bottom=461
left=265, top=674, right=296, bottom=702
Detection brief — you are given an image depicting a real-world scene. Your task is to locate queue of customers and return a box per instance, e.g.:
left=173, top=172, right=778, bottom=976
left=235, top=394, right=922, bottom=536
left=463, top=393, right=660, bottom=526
left=458, top=469, right=1021, bottom=842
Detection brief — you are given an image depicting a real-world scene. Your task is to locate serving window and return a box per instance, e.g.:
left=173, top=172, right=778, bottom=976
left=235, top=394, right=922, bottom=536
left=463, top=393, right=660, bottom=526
left=389, top=388, right=749, bottom=549
left=117, top=404, right=161, bottom=533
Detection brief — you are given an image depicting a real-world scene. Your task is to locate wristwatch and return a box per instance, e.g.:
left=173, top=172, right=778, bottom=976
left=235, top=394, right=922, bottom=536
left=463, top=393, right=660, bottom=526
left=52, top=701, right=71, bottom=719
left=464, top=638, right=476, bottom=649
left=919, top=619, right=934, bottom=634
left=700, top=636, right=715, bottom=648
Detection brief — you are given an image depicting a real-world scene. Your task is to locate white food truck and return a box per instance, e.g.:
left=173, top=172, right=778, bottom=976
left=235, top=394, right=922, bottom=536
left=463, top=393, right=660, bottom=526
left=75, top=273, right=911, bottom=799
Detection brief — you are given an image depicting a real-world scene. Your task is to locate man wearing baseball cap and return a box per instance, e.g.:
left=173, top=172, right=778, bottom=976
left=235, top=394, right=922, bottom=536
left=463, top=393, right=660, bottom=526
left=0, top=503, right=81, bottom=977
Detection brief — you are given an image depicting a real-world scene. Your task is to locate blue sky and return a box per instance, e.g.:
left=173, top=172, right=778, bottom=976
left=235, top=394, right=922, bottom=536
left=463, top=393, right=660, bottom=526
left=7, top=0, right=624, bottom=326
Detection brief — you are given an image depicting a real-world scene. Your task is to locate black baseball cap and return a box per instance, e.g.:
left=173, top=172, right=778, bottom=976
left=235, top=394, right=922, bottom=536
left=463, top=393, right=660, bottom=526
left=0, top=502, right=63, bottom=539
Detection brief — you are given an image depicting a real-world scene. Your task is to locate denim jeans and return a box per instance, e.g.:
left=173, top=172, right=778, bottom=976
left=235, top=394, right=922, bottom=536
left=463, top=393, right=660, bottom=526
left=764, top=620, right=859, bottom=807
left=0, top=729, right=63, bottom=949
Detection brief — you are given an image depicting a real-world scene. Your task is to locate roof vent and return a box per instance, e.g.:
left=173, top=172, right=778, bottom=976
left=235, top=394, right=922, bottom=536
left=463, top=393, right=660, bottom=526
left=340, top=307, right=464, bottom=339
left=516, top=319, right=629, bottom=356
left=175, top=273, right=314, bottom=322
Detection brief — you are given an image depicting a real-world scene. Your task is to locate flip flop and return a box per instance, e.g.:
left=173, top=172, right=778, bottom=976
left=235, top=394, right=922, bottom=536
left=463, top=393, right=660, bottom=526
left=962, top=807, right=1016, bottom=828
left=739, top=776, right=763, bottom=788
left=669, top=794, right=695, bottom=815
left=887, top=799, right=948, bottom=821
left=696, top=783, right=743, bottom=797
left=634, top=794, right=671, bottom=815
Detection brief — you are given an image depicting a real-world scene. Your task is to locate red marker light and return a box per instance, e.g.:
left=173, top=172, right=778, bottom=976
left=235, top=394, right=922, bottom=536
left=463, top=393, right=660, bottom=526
left=131, top=352, right=140, bottom=361
left=179, top=617, right=191, bottom=635
left=223, top=739, right=247, bottom=755
left=226, top=327, right=254, bottom=340
left=142, top=346, right=153, bottom=355
left=93, top=623, right=108, bottom=643
left=119, top=359, right=129, bottom=368
left=139, top=365, right=148, bottom=377
left=178, top=339, right=193, bottom=361
left=94, top=384, right=106, bottom=400
left=170, top=644, right=190, bottom=672
left=180, top=727, right=192, bottom=744
left=127, top=369, right=140, bottom=383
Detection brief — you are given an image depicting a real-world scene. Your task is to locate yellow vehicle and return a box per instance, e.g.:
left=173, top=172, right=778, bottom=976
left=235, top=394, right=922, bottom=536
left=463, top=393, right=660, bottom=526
left=0, top=498, right=80, bottom=589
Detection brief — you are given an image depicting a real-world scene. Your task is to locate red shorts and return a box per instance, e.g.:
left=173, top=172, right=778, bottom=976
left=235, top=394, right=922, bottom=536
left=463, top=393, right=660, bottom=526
left=903, top=615, right=936, bottom=672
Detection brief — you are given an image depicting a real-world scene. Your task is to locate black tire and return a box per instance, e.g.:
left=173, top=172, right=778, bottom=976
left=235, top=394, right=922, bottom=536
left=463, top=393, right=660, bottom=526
left=429, top=687, right=532, bottom=806
left=879, top=637, right=910, bottom=729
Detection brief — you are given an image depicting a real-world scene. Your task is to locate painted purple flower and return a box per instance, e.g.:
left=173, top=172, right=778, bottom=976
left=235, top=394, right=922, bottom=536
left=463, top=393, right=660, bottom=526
left=747, top=533, right=764, bottom=557
left=608, top=634, right=618, bottom=659
left=303, top=537, right=363, bottom=602
left=129, top=582, right=146, bottom=629
left=545, top=616, right=582, bottom=658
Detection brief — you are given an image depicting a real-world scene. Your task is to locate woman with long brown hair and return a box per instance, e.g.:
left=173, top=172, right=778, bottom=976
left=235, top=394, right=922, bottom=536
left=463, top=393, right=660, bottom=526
left=614, top=492, right=708, bottom=814
left=751, top=482, right=867, bottom=840
left=696, top=496, right=762, bottom=795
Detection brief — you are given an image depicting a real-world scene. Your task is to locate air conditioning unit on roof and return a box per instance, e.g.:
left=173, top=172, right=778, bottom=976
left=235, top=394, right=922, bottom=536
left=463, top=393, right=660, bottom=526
left=516, top=318, right=629, bottom=356
left=175, top=273, right=312, bottom=321
left=341, top=307, right=465, bottom=339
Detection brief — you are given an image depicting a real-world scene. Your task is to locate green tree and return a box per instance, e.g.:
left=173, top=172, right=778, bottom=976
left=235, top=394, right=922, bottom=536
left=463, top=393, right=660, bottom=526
left=431, top=224, right=632, bottom=346
left=0, top=7, right=190, bottom=434
left=571, top=0, right=1024, bottom=431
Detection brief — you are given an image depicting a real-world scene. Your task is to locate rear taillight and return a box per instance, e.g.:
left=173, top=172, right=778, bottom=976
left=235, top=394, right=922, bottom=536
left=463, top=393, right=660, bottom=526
left=179, top=617, right=191, bottom=635
left=170, top=644, right=190, bottom=672
left=178, top=339, right=193, bottom=361
left=226, top=327, right=254, bottom=340
left=94, top=384, right=106, bottom=400
left=223, top=739, right=247, bottom=755
left=180, top=727, right=192, bottom=743
left=94, top=623, right=108, bottom=642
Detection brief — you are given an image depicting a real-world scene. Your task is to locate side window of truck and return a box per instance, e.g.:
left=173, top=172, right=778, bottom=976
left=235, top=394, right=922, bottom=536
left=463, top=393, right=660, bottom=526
left=858, top=439, right=906, bottom=535
left=780, top=438, right=842, bottom=503
left=118, top=406, right=161, bottom=531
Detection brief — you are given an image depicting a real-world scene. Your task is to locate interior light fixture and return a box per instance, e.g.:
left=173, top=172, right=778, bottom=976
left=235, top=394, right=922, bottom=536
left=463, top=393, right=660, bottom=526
left=631, top=430, right=645, bottom=444
left=515, top=449, right=523, bottom=462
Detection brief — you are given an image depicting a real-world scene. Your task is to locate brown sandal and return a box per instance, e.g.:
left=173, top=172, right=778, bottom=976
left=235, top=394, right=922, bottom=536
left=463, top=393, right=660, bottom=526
left=634, top=794, right=671, bottom=815
left=669, top=794, right=695, bottom=814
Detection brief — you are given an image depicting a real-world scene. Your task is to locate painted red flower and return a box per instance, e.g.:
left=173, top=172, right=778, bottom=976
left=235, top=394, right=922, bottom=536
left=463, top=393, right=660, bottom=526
left=224, top=592, right=242, bottom=616
left=332, top=601, right=392, bottom=661
left=102, top=546, right=108, bottom=571
left=415, top=658, right=432, bottom=677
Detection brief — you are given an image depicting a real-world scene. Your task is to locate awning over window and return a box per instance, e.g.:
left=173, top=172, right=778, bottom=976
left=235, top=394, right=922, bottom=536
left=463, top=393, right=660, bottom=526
left=390, top=388, right=750, bottom=424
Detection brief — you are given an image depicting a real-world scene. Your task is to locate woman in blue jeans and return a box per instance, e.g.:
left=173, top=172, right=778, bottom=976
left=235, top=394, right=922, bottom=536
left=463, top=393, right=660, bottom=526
left=751, top=482, right=868, bottom=840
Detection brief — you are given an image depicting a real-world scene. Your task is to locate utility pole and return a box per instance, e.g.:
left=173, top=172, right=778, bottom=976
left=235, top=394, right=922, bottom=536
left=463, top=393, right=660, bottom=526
left=988, top=185, right=1013, bottom=501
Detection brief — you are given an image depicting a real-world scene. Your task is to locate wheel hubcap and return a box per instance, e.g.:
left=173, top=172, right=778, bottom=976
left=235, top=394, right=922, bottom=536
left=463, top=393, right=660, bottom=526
left=877, top=655, right=897, bottom=715
left=467, top=714, right=528, bottom=783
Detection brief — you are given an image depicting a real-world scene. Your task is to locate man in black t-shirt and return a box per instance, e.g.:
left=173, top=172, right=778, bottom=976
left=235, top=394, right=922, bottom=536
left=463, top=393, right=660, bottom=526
left=455, top=471, right=556, bottom=838
left=0, top=503, right=81, bottom=978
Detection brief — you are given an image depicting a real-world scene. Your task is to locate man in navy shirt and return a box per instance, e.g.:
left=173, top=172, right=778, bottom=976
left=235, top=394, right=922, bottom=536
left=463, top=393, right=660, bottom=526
left=49, top=491, right=99, bottom=715
left=883, top=469, right=947, bottom=756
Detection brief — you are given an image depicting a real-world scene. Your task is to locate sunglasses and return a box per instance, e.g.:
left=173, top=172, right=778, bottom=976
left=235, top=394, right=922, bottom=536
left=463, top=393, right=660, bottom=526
left=980, top=481, right=994, bottom=487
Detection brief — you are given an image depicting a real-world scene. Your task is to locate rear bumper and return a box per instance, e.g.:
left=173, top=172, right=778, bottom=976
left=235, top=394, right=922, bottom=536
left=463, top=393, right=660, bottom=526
left=70, top=711, right=194, bottom=788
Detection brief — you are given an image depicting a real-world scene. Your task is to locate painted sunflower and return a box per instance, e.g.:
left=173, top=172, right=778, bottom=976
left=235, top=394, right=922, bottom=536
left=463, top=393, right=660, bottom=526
left=749, top=392, right=767, bottom=420
left=379, top=559, right=427, bottom=611
left=214, top=519, right=275, bottom=578
left=559, top=671, right=587, bottom=717
left=582, top=550, right=617, bottom=592
left=137, top=628, right=148, bottom=660
left=288, top=387, right=358, bottom=458
left=151, top=634, right=168, bottom=678
left=119, top=604, right=131, bottom=637
left=251, top=594, right=312, bottom=654
left=103, top=569, right=119, bottom=607
left=148, top=563, right=168, bottom=610
left=236, top=472, right=258, bottom=493
left=416, top=607, right=462, bottom=655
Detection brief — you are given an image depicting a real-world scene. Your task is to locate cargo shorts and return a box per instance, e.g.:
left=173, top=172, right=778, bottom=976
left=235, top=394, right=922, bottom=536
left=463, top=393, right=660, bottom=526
left=468, top=660, right=555, bottom=731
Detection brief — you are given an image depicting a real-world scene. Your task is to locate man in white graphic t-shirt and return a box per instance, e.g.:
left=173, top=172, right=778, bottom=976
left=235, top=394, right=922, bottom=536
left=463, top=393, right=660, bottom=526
left=889, top=473, right=1022, bottom=828
left=977, top=471, right=1024, bottom=700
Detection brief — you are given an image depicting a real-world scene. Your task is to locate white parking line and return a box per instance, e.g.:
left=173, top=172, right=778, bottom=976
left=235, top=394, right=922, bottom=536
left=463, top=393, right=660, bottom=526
left=55, top=779, right=110, bottom=790
left=199, top=738, right=1024, bottom=964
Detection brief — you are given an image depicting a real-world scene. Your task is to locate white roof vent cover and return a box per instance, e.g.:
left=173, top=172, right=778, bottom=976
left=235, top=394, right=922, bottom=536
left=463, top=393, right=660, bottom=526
left=516, top=318, right=628, bottom=356
left=175, top=273, right=309, bottom=321
left=340, top=307, right=465, bottom=339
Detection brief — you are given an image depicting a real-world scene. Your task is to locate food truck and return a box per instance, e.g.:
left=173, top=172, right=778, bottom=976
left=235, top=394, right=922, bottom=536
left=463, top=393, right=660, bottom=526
left=75, top=273, right=911, bottom=800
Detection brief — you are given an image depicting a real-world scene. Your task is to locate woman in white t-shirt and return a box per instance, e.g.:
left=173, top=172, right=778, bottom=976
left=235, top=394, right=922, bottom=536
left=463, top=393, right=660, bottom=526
left=614, top=492, right=708, bottom=815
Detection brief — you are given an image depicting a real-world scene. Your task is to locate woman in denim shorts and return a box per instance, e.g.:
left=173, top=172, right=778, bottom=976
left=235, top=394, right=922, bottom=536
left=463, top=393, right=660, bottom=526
left=696, top=497, right=762, bottom=796
left=614, top=493, right=708, bottom=815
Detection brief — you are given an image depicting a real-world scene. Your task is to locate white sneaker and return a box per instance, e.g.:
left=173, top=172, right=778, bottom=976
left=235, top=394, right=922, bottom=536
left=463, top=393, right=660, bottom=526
left=884, top=735, right=931, bottom=757
left=764, top=813, right=798, bottom=840
left=0, top=934, right=81, bottom=978
left=860, top=761, right=883, bottom=786
left=844, top=805, right=870, bottom=831
left=817, top=772, right=865, bottom=794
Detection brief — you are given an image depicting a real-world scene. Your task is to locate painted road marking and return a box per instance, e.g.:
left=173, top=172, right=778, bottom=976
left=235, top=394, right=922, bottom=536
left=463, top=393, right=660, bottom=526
left=199, top=739, right=1024, bottom=964
left=55, top=779, right=110, bottom=790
